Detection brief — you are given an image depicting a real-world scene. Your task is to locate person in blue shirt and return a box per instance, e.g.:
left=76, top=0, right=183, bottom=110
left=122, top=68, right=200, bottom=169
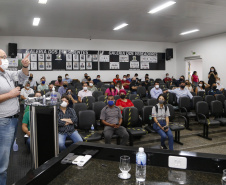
left=151, top=81, right=163, bottom=99
left=93, top=75, right=102, bottom=85
left=63, top=74, right=72, bottom=83
left=126, top=74, right=131, bottom=82
left=208, top=83, right=222, bottom=96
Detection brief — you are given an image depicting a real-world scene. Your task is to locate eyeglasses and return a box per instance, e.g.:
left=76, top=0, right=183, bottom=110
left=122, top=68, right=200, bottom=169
left=0, top=56, right=7, bottom=59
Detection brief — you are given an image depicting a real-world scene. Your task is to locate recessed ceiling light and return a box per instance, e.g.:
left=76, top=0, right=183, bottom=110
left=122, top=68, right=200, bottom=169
left=113, top=23, right=128, bottom=30
left=180, top=29, right=200, bottom=35
left=38, top=0, right=47, bottom=4
left=148, top=1, right=176, bottom=14
left=33, top=18, right=40, bottom=26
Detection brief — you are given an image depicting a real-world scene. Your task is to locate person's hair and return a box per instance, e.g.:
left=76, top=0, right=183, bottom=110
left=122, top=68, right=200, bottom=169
left=145, top=77, right=149, bottom=81
left=109, top=82, right=116, bottom=93
left=61, top=95, right=70, bottom=101
left=179, top=80, right=185, bottom=84
left=116, top=81, right=123, bottom=89
left=157, top=94, right=166, bottom=105
left=107, top=95, right=114, bottom=100
left=199, top=81, right=205, bottom=89
left=135, top=73, right=138, bottom=76
left=123, top=75, right=126, bottom=78
left=66, top=88, right=71, bottom=93
left=192, top=71, right=197, bottom=75
left=65, top=74, right=68, bottom=77
left=25, top=81, right=30, bottom=86
left=97, top=75, right=100, bottom=77
left=180, top=75, right=185, bottom=79
left=116, top=74, right=119, bottom=77
left=154, top=81, right=159, bottom=85
left=145, top=74, right=149, bottom=76
left=209, top=66, right=216, bottom=73
left=83, top=82, right=88, bottom=86
left=58, top=76, right=62, bottom=78
left=127, top=74, right=130, bottom=76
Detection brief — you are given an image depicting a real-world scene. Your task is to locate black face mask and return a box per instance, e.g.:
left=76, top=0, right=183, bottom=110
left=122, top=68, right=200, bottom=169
left=180, top=85, right=185, bottom=89
left=63, top=85, right=67, bottom=88
left=85, top=76, right=88, bottom=79
left=213, top=86, right=217, bottom=90
left=58, top=79, right=62, bottom=82
left=88, top=78, right=91, bottom=81
left=29, top=77, right=33, bottom=80
left=120, top=95, right=125, bottom=99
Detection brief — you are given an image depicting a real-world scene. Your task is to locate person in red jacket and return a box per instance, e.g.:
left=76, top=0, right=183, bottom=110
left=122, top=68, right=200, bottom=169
left=116, top=89, right=134, bottom=113
left=163, top=73, right=172, bottom=83
left=113, top=74, right=121, bottom=85
left=121, top=75, right=130, bottom=90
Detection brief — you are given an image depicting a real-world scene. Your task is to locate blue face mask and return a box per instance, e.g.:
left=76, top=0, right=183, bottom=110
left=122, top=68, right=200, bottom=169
left=110, top=85, right=115, bottom=89
left=108, top=100, right=114, bottom=106
left=42, top=81, right=45, bottom=84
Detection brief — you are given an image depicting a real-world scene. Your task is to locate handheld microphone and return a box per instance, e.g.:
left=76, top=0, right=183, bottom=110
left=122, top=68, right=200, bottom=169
left=14, top=75, right=19, bottom=87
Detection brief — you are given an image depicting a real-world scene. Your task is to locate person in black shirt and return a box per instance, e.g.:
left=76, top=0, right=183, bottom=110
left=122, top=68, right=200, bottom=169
left=65, top=89, right=78, bottom=108
left=208, top=66, right=218, bottom=86
left=142, top=77, right=151, bottom=96
left=58, top=95, right=82, bottom=152
left=130, top=77, right=139, bottom=94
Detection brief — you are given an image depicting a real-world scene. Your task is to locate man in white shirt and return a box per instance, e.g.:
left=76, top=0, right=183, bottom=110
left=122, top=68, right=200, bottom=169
left=23, top=73, right=36, bottom=90
left=78, top=83, right=92, bottom=102
left=151, top=81, right=163, bottom=99
left=216, top=77, right=224, bottom=92
left=20, top=81, right=34, bottom=100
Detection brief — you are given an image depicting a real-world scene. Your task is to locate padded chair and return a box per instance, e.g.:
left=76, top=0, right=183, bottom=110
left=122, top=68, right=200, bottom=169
left=114, top=95, right=120, bottom=102
left=165, top=92, right=177, bottom=107
left=50, top=80, right=56, bottom=85
left=122, top=107, right=146, bottom=146
left=210, top=100, right=226, bottom=126
left=167, top=104, right=186, bottom=145
left=178, top=97, right=196, bottom=130
left=160, top=84, right=167, bottom=90
left=101, top=87, right=107, bottom=95
left=40, top=89, right=49, bottom=96
left=102, top=84, right=110, bottom=89
left=191, top=92, right=196, bottom=96
left=192, top=96, right=203, bottom=110
left=74, top=83, right=83, bottom=89
left=74, top=87, right=83, bottom=96
left=92, top=91, right=103, bottom=102
left=169, top=85, right=176, bottom=89
left=155, top=78, right=162, bottom=83
left=196, top=101, right=220, bottom=140
left=82, top=96, right=95, bottom=110
left=132, top=99, right=144, bottom=116
left=137, top=86, right=146, bottom=98
left=197, top=91, right=205, bottom=100
left=125, top=90, right=131, bottom=99
left=148, top=86, right=154, bottom=98
left=92, top=102, right=106, bottom=125
left=141, top=106, right=155, bottom=133
left=98, top=95, right=108, bottom=104
left=215, top=94, right=225, bottom=106
left=129, top=94, right=140, bottom=101
left=149, top=78, right=154, bottom=84
left=55, top=86, right=59, bottom=92
left=79, top=110, right=102, bottom=141
left=73, top=103, right=88, bottom=120
left=147, top=98, right=157, bottom=106
left=96, top=82, right=104, bottom=89
left=205, top=95, right=215, bottom=108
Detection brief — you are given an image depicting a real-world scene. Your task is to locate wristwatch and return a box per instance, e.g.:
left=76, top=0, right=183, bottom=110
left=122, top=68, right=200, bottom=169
left=23, top=65, right=28, bottom=68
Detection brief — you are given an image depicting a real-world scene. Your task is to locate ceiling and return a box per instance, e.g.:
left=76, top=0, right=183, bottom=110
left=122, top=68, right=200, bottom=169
left=1, top=0, right=226, bottom=43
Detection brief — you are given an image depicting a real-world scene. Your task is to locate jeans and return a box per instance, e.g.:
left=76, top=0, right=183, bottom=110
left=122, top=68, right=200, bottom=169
left=0, top=118, right=18, bottom=185
left=131, top=91, right=137, bottom=94
left=59, top=131, right=83, bottom=152
left=153, top=120, right=174, bottom=150
left=26, top=137, right=30, bottom=151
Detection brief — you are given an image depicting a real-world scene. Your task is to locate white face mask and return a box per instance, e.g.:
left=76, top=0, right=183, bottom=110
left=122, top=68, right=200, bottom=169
left=123, top=78, right=126, bottom=81
left=155, top=85, right=159, bottom=89
left=66, top=75, right=69, bottom=79
left=216, top=80, right=220, bottom=83
left=83, top=87, right=88, bottom=91
left=199, top=84, right=202, bottom=87
left=211, top=69, right=214, bottom=72
left=26, top=86, right=30, bottom=90
left=60, top=101, right=67, bottom=108
left=89, top=83, right=93, bottom=87
left=166, top=75, right=169, bottom=77
left=0, top=59, right=9, bottom=71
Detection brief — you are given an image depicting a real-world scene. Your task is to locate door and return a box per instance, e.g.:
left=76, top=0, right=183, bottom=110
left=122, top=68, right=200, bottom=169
left=185, top=59, right=203, bottom=82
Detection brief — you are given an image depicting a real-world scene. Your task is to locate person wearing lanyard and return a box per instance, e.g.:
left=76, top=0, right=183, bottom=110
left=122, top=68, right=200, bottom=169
left=0, top=49, right=30, bottom=185
left=152, top=94, right=174, bottom=150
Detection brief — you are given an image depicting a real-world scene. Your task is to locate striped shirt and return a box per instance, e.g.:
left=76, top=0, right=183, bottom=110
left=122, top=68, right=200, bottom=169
left=168, top=88, right=193, bottom=103
left=58, top=107, right=77, bottom=135
left=0, top=70, right=28, bottom=118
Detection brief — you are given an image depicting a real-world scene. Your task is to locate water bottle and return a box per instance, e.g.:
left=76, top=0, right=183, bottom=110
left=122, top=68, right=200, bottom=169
left=13, top=138, right=18, bottom=152
left=43, top=95, right=46, bottom=105
left=136, top=147, right=146, bottom=182
left=91, top=124, right=94, bottom=133
left=51, top=86, right=57, bottom=105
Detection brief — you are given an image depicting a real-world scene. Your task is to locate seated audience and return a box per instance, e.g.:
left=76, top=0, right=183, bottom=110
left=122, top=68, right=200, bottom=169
left=164, top=81, right=193, bottom=103
left=20, top=81, right=34, bottom=101
left=142, top=77, right=151, bottom=91
left=65, top=89, right=77, bottom=108
left=23, top=73, right=37, bottom=90
left=116, top=89, right=134, bottom=113
left=55, top=75, right=63, bottom=87
left=185, top=80, right=194, bottom=92
left=105, top=82, right=118, bottom=96
left=37, top=77, right=48, bottom=92
left=130, top=77, right=139, bottom=94
left=58, top=81, right=68, bottom=96
left=78, top=83, right=92, bottom=102
left=163, top=73, right=172, bottom=83
left=152, top=94, right=173, bottom=150
left=45, top=84, right=62, bottom=102
left=134, top=73, right=139, bottom=81
left=113, top=74, right=121, bottom=84
left=126, top=74, right=131, bottom=82
left=58, top=96, right=83, bottom=152
left=88, top=80, right=98, bottom=93
left=151, top=81, right=163, bottom=99
left=174, top=75, right=185, bottom=87
left=82, top=73, right=88, bottom=83
left=115, top=81, right=124, bottom=91
left=121, top=75, right=130, bottom=90
left=208, top=83, right=222, bottom=96
left=93, top=75, right=102, bottom=85
left=63, top=74, right=72, bottom=83
left=141, top=73, right=149, bottom=81
left=216, top=77, right=224, bottom=92
left=100, top=95, right=129, bottom=145
left=195, top=81, right=210, bottom=95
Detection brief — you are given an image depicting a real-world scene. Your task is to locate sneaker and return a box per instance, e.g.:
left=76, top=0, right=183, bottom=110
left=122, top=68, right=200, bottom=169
left=161, top=145, right=168, bottom=150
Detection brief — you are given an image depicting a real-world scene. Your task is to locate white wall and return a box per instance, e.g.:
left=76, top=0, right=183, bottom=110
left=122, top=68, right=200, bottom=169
left=176, top=33, right=226, bottom=87
left=0, top=36, right=176, bottom=84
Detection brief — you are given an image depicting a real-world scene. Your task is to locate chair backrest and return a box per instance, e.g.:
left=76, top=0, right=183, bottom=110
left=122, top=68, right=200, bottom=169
left=147, top=98, right=157, bottom=106
left=196, top=101, right=209, bottom=117
left=55, top=86, right=59, bottom=92
left=122, top=107, right=139, bottom=127
left=215, top=94, right=225, bottom=105
left=82, top=96, right=95, bottom=110
left=169, top=85, right=176, bottom=89
left=149, top=78, right=154, bottom=83
left=155, top=78, right=162, bottom=82
left=178, top=97, right=190, bottom=110
left=191, top=92, right=196, bottom=96
left=40, top=89, right=49, bottom=95
left=102, top=84, right=110, bottom=89
left=73, top=103, right=88, bottom=118
left=148, top=86, right=154, bottom=97
left=165, top=92, right=177, bottom=105
left=141, top=106, right=153, bottom=125
left=166, top=104, right=175, bottom=121
left=125, top=90, right=131, bottom=99
left=129, top=94, right=140, bottom=101
left=137, top=86, right=146, bottom=97
left=74, top=83, right=83, bottom=88
left=192, top=96, right=203, bottom=110
left=205, top=95, right=215, bottom=107
left=160, top=84, right=166, bottom=89
left=75, top=87, right=83, bottom=95
left=92, top=102, right=106, bottom=120
left=98, top=95, right=108, bottom=104
left=132, top=99, right=144, bottom=115
left=211, top=100, right=223, bottom=117
left=79, top=110, right=96, bottom=130
left=197, top=91, right=205, bottom=100
left=92, top=91, right=103, bottom=101
left=96, top=82, right=104, bottom=88
left=50, top=80, right=56, bottom=85
left=101, top=87, right=107, bottom=94
left=114, top=95, right=120, bottom=101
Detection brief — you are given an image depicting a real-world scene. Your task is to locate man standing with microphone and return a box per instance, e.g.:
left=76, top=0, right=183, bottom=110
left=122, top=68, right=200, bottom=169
left=0, top=49, right=30, bottom=185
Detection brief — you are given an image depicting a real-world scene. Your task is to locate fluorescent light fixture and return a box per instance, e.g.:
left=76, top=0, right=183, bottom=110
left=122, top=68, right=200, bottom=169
left=33, top=18, right=40, bottom=26
left=148, top=1, right=176, bottom=14
left=113, top=23, right=128, bottom=30
left=180, top=29, right=200, bottom=35
left=38, top=0, right=47, bottom=4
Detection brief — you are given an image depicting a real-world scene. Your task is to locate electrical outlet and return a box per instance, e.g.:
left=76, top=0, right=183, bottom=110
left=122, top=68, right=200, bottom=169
left=168, top=156, right=187, bottom=169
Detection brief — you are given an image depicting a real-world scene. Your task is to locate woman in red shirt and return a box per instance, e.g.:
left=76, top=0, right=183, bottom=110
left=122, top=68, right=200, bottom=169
left=191, top=71, right=199, bottom=87
left=116, top=89, right=134, bottom=113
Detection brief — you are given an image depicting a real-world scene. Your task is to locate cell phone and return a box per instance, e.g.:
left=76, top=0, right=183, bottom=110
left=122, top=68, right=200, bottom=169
left=164, top=126, right=168, bottom=130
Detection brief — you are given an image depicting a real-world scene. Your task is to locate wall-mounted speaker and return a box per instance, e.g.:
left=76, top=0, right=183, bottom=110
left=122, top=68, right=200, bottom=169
left=166, top=48, right=173, bottom=60
left=8, top=43, right=17, bottom=58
